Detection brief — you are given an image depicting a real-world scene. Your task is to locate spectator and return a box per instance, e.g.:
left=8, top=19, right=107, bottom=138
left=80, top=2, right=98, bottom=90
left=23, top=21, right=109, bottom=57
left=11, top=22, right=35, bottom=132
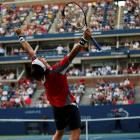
left=0, top=45, right=5, bottom=56
left=123, top=0, right=140, bottom=29
left=89, top=79, right=135, bottom=106
left=56, top=44, right=64, bottom=55
left=0, top=78, right=37, bottom=108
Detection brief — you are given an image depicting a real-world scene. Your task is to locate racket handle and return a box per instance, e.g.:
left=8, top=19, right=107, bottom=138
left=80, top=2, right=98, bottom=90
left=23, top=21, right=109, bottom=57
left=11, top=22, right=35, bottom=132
left=90, top=37, right=101, bottom=51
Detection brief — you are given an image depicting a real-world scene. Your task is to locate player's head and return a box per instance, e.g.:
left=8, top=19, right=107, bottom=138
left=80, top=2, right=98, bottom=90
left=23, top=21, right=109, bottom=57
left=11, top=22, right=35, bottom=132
left=31, top=58, right=46, bottom=81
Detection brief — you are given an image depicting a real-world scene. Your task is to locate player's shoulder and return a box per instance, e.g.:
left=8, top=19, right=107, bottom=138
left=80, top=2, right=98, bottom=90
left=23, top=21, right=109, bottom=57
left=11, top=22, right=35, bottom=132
left=48, top=56, right=69, bottom=72
left=51, top=63, right=59, bottom=70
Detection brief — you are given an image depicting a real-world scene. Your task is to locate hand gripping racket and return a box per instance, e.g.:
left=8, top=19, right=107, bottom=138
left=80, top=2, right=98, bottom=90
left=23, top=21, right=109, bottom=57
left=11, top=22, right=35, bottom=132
left=62, top=2, right=101, bottom=51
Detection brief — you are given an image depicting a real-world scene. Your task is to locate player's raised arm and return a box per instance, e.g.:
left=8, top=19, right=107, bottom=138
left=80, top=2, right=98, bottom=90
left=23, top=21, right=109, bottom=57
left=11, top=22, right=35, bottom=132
left=67, top=28, right=91, bottom=62
left=15, top=28, right=35, bottom=58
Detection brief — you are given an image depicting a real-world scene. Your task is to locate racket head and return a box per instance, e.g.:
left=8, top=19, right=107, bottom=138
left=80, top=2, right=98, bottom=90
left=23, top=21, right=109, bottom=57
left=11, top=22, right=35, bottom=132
left=62, top=2, right=87, bottom=29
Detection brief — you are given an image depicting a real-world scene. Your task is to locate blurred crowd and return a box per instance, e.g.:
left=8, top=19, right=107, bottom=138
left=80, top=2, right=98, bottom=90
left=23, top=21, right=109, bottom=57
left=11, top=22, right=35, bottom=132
left=0, top=62, right=139, bottom=81
left=0, top=5, right=31, bottom=36
left=0, top=78, right=37, bottom=108
left=89, top=78, right=135, bottom=106
left=123, top=0, right=140, bottom=29
left=124, top=41, right=140, bottom=50
left=1, top=41, right=140, bottom=58
left=69, top=82, right=86, bottom=105
left=0, top=4, right=58, bottom=36
left=32, top=92, right=49, bottom=108
left=0, top=0, right=140, bottom=36
left=23, top=4, right=59, bottom=35
left=67, top=63, right=140, bottom=77
left=89, top=0, right=117, bottom=31
left=0, top=69, right=16, bottom=80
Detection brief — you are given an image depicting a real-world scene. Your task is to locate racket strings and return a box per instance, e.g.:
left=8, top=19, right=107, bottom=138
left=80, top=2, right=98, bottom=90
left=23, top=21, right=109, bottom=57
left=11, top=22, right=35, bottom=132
left=64, top=3, right=85, bottom=29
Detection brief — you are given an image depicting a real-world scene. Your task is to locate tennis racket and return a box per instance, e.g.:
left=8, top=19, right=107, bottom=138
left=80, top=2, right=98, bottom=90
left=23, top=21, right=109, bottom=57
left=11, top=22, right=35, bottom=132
left=62, top=2, right=101, bottom=51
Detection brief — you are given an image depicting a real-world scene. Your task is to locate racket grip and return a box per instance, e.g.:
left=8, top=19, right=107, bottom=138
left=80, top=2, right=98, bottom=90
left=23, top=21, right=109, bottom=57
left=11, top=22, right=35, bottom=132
left=90, top=37, right=101, bottom=51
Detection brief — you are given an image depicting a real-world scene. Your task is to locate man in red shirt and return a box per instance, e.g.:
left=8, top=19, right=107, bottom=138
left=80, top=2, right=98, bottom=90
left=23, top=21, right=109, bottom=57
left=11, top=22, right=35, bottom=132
left=15, top=28, right=91, bottom=140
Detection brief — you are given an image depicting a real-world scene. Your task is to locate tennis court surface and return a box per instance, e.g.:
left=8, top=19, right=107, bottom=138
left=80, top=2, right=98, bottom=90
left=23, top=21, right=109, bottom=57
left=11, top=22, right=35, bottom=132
left=1, top=133, right=140, bottom=140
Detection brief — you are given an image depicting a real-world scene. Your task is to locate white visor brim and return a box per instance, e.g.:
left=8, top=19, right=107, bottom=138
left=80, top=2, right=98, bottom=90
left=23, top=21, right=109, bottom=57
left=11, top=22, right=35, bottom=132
left=32, top=58, right=46, bottom=71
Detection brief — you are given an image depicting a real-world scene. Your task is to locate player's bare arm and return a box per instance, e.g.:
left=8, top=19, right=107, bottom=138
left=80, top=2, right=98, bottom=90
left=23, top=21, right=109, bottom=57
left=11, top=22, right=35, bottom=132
left=15, top=28, right=35, bottom=58
left=67, top=28, right=91, bottom=62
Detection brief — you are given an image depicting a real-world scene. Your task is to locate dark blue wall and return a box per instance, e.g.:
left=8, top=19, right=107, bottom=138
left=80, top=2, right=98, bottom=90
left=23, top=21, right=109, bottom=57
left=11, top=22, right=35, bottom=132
left=0, top=104, right=140, bottom=135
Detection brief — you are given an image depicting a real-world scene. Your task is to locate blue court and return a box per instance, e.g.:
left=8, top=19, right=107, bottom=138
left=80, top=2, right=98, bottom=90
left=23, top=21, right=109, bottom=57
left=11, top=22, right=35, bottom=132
left=1, top=133, right=140, bottom=140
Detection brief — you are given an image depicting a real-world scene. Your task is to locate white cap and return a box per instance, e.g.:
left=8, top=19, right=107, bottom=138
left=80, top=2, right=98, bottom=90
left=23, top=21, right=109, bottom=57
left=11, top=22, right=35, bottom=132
left=32, top=58, right=46, bottom=71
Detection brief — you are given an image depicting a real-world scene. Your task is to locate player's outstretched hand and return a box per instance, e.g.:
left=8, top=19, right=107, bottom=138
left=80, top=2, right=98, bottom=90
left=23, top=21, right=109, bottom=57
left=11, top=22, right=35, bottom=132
left=83, top=28, right=91, bottom=41
left=15, top=28, right=24, bottom=36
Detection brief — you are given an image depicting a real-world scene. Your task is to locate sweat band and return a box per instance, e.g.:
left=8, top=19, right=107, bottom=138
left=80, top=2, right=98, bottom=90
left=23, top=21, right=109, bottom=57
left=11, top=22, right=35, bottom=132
left=19, top=36, right=26, bottom=43
left=78, top=37, right=88, bottom=47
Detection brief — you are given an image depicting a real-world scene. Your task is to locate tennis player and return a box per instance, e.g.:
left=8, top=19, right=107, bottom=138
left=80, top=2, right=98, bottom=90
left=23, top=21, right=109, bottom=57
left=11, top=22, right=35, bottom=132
left=15, top=28, right=91, bottom=140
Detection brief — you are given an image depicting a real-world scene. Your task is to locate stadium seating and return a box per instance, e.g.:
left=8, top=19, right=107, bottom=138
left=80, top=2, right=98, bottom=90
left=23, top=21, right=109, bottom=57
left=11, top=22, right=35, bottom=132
left=66, top=63, right=140, bottom=77
left=89, top=79, right=135, bottom=106
left=0, top=78, right=37, bottom=108
left=89, top=1, right=118, bottom=31
left=123, top=0, right=140, bottom=29
left=23, top=4, right=59, bottom=35
left=0, top=1, right=140, bottom=35
left=0, top=5, right=31, bottom=36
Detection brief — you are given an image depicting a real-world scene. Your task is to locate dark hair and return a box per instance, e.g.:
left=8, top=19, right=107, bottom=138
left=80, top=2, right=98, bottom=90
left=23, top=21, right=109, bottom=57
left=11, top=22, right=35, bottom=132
left=31, top=64, right=45, bottom=81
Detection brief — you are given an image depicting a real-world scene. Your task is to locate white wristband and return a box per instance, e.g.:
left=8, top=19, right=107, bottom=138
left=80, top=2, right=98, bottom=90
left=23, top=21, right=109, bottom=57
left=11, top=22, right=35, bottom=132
left=19, top=36, right=26, bottom=43
left=78, top=37, right=88, bottom=47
